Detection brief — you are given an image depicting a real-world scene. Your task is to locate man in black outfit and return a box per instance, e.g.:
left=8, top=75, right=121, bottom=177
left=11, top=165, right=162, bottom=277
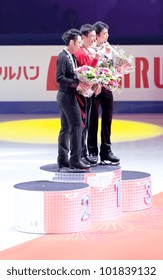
left=88, top=21, right=120, bottom=164
left=56, top=28, right=91, bottom=170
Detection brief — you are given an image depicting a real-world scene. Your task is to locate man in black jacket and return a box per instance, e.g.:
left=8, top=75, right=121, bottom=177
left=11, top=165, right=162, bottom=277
left=88, top=21, right=120, bottom=165
left=56, top=28, right=91, bottom=170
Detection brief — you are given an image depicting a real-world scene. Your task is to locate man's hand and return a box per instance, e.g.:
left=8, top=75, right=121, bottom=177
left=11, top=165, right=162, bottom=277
left=116, top=62, right=133, bottom=75
left=95, top=51, right=101, bottom=60
left=77, top=81, right=92, bottom=91
left=105, top=42, right=111, bottom=54
left=92, top=83, right=102, bottom=96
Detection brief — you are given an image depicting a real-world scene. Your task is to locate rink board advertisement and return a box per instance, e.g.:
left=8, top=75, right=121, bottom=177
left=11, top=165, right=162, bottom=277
left=0, top=45, right=163, bottom=103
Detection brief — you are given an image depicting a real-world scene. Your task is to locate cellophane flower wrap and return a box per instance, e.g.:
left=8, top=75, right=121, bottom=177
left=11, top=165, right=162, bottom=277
left=112, top=45, right=135, bottom=74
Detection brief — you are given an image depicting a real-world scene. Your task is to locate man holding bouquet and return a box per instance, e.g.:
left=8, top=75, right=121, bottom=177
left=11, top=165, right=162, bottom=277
left=56, top=28, right=91, bottom=170
left=74, top=23, right=102, bottom=166
left=87, top=21, right=120, bottom=165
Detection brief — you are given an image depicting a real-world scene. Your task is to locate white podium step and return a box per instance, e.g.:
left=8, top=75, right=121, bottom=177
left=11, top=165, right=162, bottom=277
left=122, top=170, right=152, bottom=211
left=14, top=180, right=90, bottom=234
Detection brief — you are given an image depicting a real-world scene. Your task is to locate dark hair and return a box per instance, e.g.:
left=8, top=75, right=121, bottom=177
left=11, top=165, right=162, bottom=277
left=80, top=24, right=95, bottom=36
left=93, top=21, right=109, bottom=35
left=62, top=28, right=81, bottom=45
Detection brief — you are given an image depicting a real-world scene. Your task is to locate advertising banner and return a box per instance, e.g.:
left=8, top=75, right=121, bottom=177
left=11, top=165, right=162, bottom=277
left=0, top=45, right=163, bottom=102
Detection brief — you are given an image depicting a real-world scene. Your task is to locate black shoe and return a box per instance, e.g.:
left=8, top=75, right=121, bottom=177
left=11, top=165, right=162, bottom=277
left=81, top=157, right=90, bottom=165
left=100, top=151, right=120, bottom=164
left=89, top=153, right=98, bottom=163
left=70, top=160, right=90, bottom=170
left=58, top=162, right=69, bottom=169
left=81, top=156, right=97, bottom=167
left=84, top=154, right=97, bottom=165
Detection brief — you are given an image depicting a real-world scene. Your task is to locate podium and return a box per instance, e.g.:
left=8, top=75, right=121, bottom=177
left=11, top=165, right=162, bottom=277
left=14, top=180, right=90, bottom=234
left=13, top=164, right=152, bottom=234
left=122, top=170, right=152, bottom=211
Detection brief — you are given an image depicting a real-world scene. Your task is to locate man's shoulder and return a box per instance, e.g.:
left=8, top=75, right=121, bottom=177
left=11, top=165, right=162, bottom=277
left=58, top=50, right=68, bottom=61
left=58, top=50, right=65, bottom=57
left=74, top=47, right=86, bottom=56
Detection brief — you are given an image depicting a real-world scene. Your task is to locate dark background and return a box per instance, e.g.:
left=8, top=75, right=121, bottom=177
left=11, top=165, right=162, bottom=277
left=0, top=0, right=163, bottom=45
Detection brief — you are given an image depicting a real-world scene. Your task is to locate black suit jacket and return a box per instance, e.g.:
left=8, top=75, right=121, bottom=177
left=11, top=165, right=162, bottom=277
left=56, top=50, right=79, bottom=94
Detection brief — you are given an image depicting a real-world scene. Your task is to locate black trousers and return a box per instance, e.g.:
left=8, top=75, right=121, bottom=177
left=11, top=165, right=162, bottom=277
left=76, top=94, right=92, bottom=157
left=57, top=91, right=82, bottom=164
left=87, top=87, right=113, bottom=156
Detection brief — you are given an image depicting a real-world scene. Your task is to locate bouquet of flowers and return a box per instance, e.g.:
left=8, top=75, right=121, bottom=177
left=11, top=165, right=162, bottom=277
left=96, top=66, right=120, bottom=91
left=75, top=65, right=121, bottom=95
left=112, top=45, right=135, bottom=75
left=75, top=65, right=99, bottom=97
left=75, top=65, right=98, bottom=83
